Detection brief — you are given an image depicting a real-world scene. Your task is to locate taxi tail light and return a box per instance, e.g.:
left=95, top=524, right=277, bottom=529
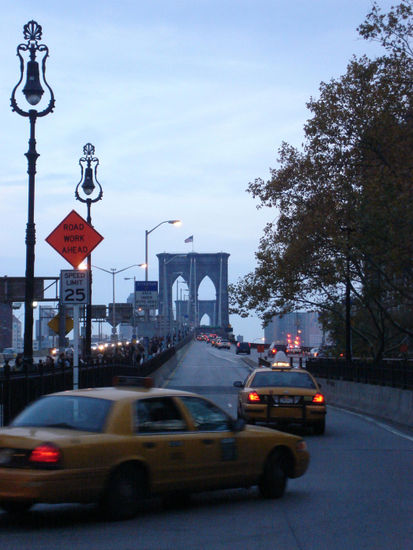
left=248, top=391, right=261, bottom=403
left=29, top=443, right=62, bottom=466
left=296, top=440, right=307, bottom=452
left=312, top=393, right=325, bottom=404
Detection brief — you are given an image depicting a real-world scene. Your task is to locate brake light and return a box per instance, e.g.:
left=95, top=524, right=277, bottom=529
left=312, top=393, right=325, bottom=404
left=29, top=443, right=62, bottom=464
left=248, top=391, right=261, bottom=402
left=270, top=348, right=277, bottom=355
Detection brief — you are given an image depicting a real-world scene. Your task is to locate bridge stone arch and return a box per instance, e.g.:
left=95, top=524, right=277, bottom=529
left=157, top=252, right=230, bottom=332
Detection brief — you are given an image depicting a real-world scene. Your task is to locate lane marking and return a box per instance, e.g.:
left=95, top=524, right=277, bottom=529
left=330, top=405, right=413, bottom=442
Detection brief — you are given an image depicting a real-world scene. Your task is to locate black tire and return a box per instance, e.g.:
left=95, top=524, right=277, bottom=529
left=313, top=419, right=325, bottom=435
left=100, top=464, right=146, bottom=520
left=258, top=450, right=288, bottom=499
left=0, top=501, right=33, bottom=514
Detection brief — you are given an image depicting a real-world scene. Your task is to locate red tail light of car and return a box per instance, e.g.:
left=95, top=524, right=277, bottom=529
left=29, top=443, right=62, bottom=466
left=248, top=391, right=261, bottom=403
left=312, top=393, right=325, bottom=404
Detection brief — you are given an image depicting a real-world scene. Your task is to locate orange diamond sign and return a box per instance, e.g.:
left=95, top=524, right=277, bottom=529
left=46, top=210, right=104, bottom=268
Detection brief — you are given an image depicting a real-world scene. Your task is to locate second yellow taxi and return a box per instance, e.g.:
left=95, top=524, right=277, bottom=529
left=234, top=360, right=326, bottom=434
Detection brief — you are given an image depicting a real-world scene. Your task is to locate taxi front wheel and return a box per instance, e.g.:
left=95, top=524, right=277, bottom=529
left=101, top=464, right=146, bottom=520
left=258, top=450, right=287, bottom=499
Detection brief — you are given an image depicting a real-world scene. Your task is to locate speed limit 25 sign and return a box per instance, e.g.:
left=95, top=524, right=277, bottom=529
left=60, top=270, right=89, bottom=305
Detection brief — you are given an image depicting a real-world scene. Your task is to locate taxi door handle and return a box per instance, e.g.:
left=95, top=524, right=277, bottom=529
left=202, top=439, right=214, bottom=445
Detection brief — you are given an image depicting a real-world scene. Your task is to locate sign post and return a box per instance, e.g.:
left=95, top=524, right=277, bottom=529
left=60, top=269, right=89, bottom=389
left=73, top=305, right=80, bottom=389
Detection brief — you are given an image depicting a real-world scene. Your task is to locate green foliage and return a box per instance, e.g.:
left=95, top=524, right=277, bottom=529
left=230, top=2, right=413, bottom=360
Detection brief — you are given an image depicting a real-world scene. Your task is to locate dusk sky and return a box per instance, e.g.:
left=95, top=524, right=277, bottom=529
left=0, top=0, right=394, bottom=341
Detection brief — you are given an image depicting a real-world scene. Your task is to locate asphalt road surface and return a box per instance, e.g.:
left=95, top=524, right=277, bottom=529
left=0, top=340, right=412, bottom=550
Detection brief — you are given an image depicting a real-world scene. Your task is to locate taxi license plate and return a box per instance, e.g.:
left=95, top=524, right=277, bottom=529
left=280, top=396, right=293, bottom=404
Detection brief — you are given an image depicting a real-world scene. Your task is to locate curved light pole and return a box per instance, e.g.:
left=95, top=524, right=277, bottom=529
left=11, top=21, right=55, bottom=367
left=75, top=143, right=103, bottom=358
left=145, top=220, right=181, bottom=324
left=93, top=264, right=145, bottom=342
left=145, top=220, right=181, bottom=282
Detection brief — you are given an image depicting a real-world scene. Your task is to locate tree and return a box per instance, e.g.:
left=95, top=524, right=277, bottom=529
left=230, top=2, right=413, bottom=360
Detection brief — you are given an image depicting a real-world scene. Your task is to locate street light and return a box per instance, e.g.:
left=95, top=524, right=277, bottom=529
left=11, top=21, right=55, bottom=366
left=145, top=220, right=181, bottom=282
left=124, top=276, right=137, bottom=339
left=93, top=264, right=145, bottom=341
left=75, top=143, right=103, bottom=358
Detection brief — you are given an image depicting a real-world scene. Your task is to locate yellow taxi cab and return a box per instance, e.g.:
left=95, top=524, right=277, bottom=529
left=234, top=357, right=326, bottom=435
left=0, top=377, right=309, bottom=519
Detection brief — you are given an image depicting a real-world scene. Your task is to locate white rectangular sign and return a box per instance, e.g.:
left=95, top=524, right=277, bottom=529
left=60, top=269, right=89, bottom=305
left=135, top=281, right=158, bottom=309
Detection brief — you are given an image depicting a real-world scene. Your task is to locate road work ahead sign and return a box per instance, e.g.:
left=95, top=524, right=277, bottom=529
left=46, top=210, right=104, bottom=268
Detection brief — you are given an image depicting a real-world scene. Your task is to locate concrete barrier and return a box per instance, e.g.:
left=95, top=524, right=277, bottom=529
left=153, top=340, right=194, bottom=387
left=318, top=378, right=413, bottom=429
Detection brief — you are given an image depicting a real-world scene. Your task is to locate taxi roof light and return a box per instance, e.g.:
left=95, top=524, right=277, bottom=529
left=113, top=376, right=154, bottom=389
left=271, top=361, right=291, bottom=368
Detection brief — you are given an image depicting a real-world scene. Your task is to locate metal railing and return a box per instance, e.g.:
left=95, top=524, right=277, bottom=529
left=306, top=357, right=413, bottom=390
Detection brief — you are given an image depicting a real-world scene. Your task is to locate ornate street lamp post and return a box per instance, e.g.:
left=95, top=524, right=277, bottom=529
left=75, top=143, right=103, bottom=359
left=11, top=21, right=55, bottom=366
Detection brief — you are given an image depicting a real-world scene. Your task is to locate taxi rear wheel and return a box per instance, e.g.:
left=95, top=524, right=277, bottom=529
left=258, top=450, right=287, bottom=499
left=313, top=419, right=325, bottom=435
left=101, top=464, right=146, bottom=520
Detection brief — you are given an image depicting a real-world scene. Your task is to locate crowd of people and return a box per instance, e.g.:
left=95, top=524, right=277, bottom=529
left=1, top=330, right=189, bottom=374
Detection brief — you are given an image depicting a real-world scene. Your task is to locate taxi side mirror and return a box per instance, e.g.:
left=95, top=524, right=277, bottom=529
left=233, top=381, right=243, bottom=388
left=230, top=417, right=246, bottom=432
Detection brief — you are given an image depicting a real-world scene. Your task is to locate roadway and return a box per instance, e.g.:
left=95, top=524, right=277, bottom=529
left=0, top=340, right=412, bottom=549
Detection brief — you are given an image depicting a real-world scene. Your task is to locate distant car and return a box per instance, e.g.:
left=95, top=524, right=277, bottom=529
left=216, top=339, right=231, bottom=350
left=236, top=342, right=251, bottom=355
left=0, top=377, right=309, bottom=518
left=265, top=342, right=287, bottom=360
left=234, top=365, right=326, bottom=434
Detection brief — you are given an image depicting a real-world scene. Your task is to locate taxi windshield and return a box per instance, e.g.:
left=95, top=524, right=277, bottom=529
left=11, top=395, right=112, bottom=433
left=250, top=371, right=316, bottom=389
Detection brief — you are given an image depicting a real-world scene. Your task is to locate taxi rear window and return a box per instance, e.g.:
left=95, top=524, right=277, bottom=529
left=11, top=395, right=112, bottom=433
left=251, top=371, right=316, bottom=389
